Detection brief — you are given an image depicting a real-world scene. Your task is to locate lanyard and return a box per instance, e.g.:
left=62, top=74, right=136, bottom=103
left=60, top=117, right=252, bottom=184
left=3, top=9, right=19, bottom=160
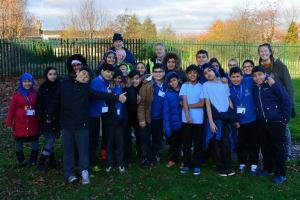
left=24, top=95, right=32, bottom=108
left=232, top=84, right=243, bottom=106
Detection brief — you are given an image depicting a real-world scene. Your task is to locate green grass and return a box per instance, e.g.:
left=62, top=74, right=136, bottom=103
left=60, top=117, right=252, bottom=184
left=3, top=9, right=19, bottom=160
left=0, top=79, right=300, bottom=200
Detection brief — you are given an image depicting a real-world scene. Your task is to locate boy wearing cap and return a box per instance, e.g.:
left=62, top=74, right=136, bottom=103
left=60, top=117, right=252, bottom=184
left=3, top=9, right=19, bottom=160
left=163, top=71, right=183, bottom=168
left=252, top=66, right=291, bottom=184
left=89, top=63, right=115, bottom=172
left=138, top=64, right=166, bottom=167
left=179, top=65, right=205, bottom=175
left=47, top=67, right=127, bottom=185
left=202, top=63, right=235, bottom=177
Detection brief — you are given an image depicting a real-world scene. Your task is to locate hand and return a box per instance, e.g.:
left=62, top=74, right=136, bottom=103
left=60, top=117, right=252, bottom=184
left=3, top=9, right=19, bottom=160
left=46, top=120, right=52, bottom=124
left=221, top=77, right=228, bottom=84
left=118, top=92, right=127, bottom=103
left=210, top=121, right=218, bottom=134
left=139, top=121, right=146, bottom=128
left=267, top=77, right=275, bottom=86
left=137, top=95, right=141, bottom=104
left=186, top=115, right=192, bottom=124
left=235, top=122, right=240, bottom=129
left=179, top=100, right=183, bottom=106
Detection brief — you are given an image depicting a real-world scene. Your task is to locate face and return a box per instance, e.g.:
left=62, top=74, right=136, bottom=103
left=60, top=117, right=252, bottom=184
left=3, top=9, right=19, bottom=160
left=228, top=60, right=238, bottom=70
left=106, top=53, right=116, bottom=65
left=230, top=73, right=243, bottom=86
left=72, top=63, right=83, bottom=73
left=196, top=53, right=208, bottom=66
left=155, top=45, right=165, bottom=58
left=153, top=68, right=165, bottom=82
left=167, top=58, right=176, bottom=71
left=259, top=46, right=271, bottom=62
left=116, top=51, right=125, bottom=63
left=211, top=62, right=220, bottom=72
left=101, top=70, right=114, bottom=81
left=22, top=80, right=32, bottom=89
left=113, top=40, right=124, bottom=50
left=203, top=68, right=216, bottom=81
left=119, top=65, right=128, bottom=76
left=187, top=70, right=198, bottom=82
left=113, top=76, right=122, bottom=86
left=131, top=75, right=141, bottom=87
left=169, top=77, right=179, bottom=89
left=76, top=70, right=90, bottom=83
left=252, top=71, right=266, bottom=85
left=243, top=62, right=254, bottom=75
left=47, top=69, right=57, bottom=82
left=136, top=63, right=146, bottom=75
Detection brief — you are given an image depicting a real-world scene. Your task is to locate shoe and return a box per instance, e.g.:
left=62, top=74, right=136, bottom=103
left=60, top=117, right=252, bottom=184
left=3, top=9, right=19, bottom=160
left=16, top=151, right=29, bottom=167
left=219, top=169, right=228, bottom=177
left=180, top=167, right=189, bottom=174
left=29, top=150, right=38, bottom=166
left=81, top=170, right=90, bottom=185
left=179, top=162, right=184, bottom=169
left=193, top=168, right=201, bottom=175
left=105, top=166, right=112, bottom=173
left=152, top=156, right=160, bottom=166
left=118, top=166, right=125, bottom=173
left=257, top=170, right=271, bottom=177
left=166, top=161, right=176, bottom=168
left=38, top=154, right=48, bottom=174
left=93, top=165, right=101, bottom=172
left=238, top=164, right=246, bottom=175
left=67, top=176, right=78, bottom=183
left=250, top=165, right=258, bottom=176
left=272, top=176, right=287, bottom=184
left=101, top=149, right=107, bottom=161
left=142, top=159, right=150, bottom=168
left=227, top=171, right=235, bottom=176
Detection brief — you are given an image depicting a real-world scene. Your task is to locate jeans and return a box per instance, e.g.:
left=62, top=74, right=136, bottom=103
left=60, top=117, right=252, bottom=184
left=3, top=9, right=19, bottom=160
left=62, top=128, right=89, bottom=179
left=285, top=125, right=292, bottom=158
left=41, top=132, right=56, bottom=155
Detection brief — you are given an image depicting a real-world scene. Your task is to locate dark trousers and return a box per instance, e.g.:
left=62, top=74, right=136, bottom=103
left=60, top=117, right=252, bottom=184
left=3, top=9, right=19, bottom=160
left=182, top=123, right=203, bottom=168
left=237, top=121, right=259, bottom=165
left=89, top=117, right=101, bottom=167
left=258, top=121, right=287, bottom=176
left=140, top=119, right=163, bottom=160
left=106, top=121, right=124, bottom=167
left=100, top=115, right=108, bottom=151
left=169, top=129, right=183, bottom=162
left=124, top=111, right=141, bottom=163
left=210, top=122, right=232, bottom=173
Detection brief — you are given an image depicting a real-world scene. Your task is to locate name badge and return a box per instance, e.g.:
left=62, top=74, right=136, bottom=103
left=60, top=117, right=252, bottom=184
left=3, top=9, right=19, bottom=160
left=26, top=109, right=35, bottom=116
left=158, top=90, right=165, bottom=97
left=237, top=107, right=246, bottom=114
left=117, top=109, right=121, bottom=116
left=102, top=106, right=108, bottom=113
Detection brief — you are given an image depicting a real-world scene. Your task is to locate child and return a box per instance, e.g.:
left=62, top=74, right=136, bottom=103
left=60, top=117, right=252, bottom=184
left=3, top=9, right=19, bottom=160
left=242, top=59, right=255, bottom=77
left=252, top=66, right=291, bottom=184
left=195, top=49, right=209, bottom=84
left=89, top=63, right=115, bottom=172
left=138, top=63, right=166, bottom=167
left=106, top=69, right=127, bottom=173
left=202, top=63, right=235, bottom=176
left=124, top=70, right=143, bottom=165
left=65, top=54, right=87, bottom=80
left=179, top=65, right=205, bottom=175
left=96, top=50, right=117, bottom=76
left=117, top=62, right=131, bottom=77
left=163, top=72, right=183, bottom=168
left=48, top=67, right=126, bottom=185
left=209, top=57, right=226, bottom=78
left=136, top=62, right=147, bottom=76
left=36, top=67, right=60, bottom=174
left=229, top=67, right=258, bottom=175
left=162, top=52, right=187, bottom=83
left=6, top=73, right=40, bottom=167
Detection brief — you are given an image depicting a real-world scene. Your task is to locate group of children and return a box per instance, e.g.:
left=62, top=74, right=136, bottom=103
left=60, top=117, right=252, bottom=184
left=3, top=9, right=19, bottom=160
left=6, top=40, right=294, bottom=185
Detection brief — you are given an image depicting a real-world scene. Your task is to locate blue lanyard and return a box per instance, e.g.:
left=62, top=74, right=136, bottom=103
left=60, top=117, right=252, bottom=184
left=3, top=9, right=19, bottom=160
left=232, top=84, right=243, bottom=106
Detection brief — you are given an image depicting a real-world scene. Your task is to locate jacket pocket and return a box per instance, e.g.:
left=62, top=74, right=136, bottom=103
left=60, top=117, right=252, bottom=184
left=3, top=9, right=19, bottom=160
left=265, top=105, right=281, bottom=121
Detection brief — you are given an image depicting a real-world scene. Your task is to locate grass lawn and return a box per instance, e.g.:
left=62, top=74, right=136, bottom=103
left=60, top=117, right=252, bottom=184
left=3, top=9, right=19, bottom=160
left=0, top=79, right=299, bottom=200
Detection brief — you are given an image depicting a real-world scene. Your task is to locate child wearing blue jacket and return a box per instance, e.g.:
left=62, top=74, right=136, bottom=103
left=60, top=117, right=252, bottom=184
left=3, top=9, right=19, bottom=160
left=229, top=67, right=258, bottom=175
left=163, top=72, right=182, bottom=168
left=252, top=66, right=291, bottom=184
left=89, top=63, right=115, bottom=171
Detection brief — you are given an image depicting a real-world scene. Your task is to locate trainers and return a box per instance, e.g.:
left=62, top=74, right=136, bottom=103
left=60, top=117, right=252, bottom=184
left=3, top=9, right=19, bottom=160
left=81, top=170, right=90, bottom=185
left=180, top=167, right=189, bottom=174
left=272, top=176, right=287, bottom=184
left=219, top=169, right=228, bottom=177
left=93, top=165, right=101, bottom=172
left=193, top=168, right=201, bottom=175
left=105, top=166, right=112, bottom=173
left=67, top=176, right=78, bottom=183
left=118, top=166, right=125, bottom=173
left=166, top=161, right=176, bottom=168
left=142, top=159, right=150, bottom=168
left=152, top=156, right=160, bottom=166
left=227, top=171, right=235, bottom=176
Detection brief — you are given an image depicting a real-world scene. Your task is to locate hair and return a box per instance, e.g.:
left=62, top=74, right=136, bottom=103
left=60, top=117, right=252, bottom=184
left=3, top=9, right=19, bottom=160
left=116, top=49, right=126, bottom=57
left=128, top=69, right=140, bottom=78
left=258, top=43, right=274, bottom=65
left=162, top=52, right=181, bottom=71
left=196, top=49, right=208, bottom=58
left=44, top=67, right=57, bottom=79
left=153, top=63, right=164, bottom=71
left=209, top=57, right=226, bottom=77
left=186, top=64, right=198, bottom=74
left=155, top=42, right=165, bottom=49
left=228, top=58, right=239, bottom=66
left=242, top=59, right=255, bottom=68
left=252, top=66, right=266, bottom=74
left=101, top=63, right=115, bottom=72
left=229, top=67, right=243, bottom=77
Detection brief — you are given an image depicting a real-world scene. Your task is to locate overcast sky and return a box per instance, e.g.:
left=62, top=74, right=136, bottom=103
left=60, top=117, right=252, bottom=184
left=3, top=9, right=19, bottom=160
left=28, top=0, right=300, bottom=34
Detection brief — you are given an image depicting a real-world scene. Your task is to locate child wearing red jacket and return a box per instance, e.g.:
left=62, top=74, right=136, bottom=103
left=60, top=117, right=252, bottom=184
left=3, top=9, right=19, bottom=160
left=6, top=73, right=40, bottom=167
